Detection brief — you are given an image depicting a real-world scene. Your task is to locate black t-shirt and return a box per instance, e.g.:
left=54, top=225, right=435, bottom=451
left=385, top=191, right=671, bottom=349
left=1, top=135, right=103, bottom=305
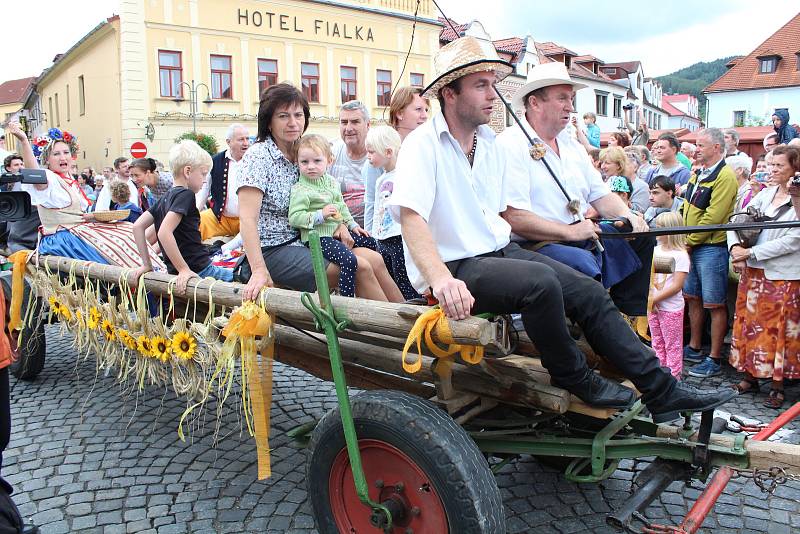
left=149, top=186, right=209, bottom=274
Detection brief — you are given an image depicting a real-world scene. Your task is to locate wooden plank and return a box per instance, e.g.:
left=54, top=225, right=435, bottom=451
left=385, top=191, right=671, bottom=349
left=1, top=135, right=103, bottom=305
left=656, top=426, right=800, bottom=475
left=35, top=255, right=496, bottom=347
left=484, top=355, right=635, bottom=419
left=272, top=325, right=572, bottom=414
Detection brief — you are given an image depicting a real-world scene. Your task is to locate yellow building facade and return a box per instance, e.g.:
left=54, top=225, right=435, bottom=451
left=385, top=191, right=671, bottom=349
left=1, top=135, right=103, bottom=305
left=32, top=0, right=441, bottom=169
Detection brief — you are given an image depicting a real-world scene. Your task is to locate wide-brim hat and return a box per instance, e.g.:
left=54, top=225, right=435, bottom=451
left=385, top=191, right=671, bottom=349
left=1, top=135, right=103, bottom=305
left=422, top=36, right=514, bottom=99
left=511, top=62, right=588, bottom=111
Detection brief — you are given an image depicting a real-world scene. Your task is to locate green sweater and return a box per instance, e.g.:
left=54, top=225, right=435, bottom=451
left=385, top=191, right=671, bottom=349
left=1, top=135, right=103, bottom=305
left=681, top=162, right=737, bottom=246
left=288, top=173, right=356, bottom=242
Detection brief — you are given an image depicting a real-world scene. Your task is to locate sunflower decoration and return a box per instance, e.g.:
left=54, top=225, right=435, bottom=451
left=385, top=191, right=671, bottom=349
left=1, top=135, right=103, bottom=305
left=48, top=296, right=64, bottom=317
left=171, top=331, right=197, bottom=362
left=101, top=319, right=116, bottom=341
left=151, top=336, right=172, bottom=363
left=75, top=310, right=85, bottom=328
left=137, top=335, right=153, bottom=358
left=58, top=304, right=73, bottom=323
left=87, top=307, right=101, bottom=329
left=117, top=329, right=137, bottom=351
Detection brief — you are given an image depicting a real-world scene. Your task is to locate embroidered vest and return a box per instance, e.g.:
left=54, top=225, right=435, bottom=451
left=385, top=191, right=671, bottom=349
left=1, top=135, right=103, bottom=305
left=38, top=174, right=86, bottom=235
left=209, top=151, right=230, bottom=220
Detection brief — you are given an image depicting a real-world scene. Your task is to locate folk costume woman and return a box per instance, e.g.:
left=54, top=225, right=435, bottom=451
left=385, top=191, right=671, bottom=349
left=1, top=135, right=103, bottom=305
left=7, top=123, right=163, bottom=270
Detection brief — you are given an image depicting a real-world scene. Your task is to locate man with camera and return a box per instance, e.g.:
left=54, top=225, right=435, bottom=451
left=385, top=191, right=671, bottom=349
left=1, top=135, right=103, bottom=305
left=624, top=104, right=649, bottom=146
left=681, top=128, right=738, bottom=378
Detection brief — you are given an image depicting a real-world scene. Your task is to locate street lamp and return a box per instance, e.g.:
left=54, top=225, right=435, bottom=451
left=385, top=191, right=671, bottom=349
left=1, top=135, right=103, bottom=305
left=173, top=79, right=213, bottom=134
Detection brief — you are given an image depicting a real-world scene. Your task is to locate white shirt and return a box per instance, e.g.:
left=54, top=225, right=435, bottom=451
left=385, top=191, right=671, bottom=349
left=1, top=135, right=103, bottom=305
left=22, top=169, right=90, bottom=211
left=497, top=121, right=609, bottom=233
left=389, top=113, right=511, bottom=292
left=94, top=178, right=139, bottom=211
left=196, top=150, right=241, bottom=217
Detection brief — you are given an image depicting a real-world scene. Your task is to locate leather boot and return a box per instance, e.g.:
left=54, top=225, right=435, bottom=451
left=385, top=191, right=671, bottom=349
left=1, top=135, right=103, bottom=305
left=647, top=382, right=738, bottom=424
left=553, top=371, right=636, bottom=410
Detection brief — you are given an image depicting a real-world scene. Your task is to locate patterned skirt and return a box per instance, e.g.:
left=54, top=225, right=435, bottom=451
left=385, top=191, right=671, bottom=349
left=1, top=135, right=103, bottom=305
left=40, top=222, right=165, bottom=271
left=730, top=267, right=800, bottom=380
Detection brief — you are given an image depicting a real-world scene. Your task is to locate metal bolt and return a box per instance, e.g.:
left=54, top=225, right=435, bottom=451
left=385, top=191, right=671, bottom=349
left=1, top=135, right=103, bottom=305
left=410, top=506, right=420, bottom=516
left=374, top=479, right=384, bottom=488
left=394, top=482, right=405, bottom=492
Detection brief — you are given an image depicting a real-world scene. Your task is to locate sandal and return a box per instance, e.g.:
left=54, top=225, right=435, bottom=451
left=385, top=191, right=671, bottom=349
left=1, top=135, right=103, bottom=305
left=763, top=388, right=785, bottom=409
left=732, top=376, right=759, bottom=394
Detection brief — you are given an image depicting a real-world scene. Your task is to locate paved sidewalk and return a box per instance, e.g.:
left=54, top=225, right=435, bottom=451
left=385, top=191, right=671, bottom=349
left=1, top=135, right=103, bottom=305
left=4, top=326, right=800, bottom=533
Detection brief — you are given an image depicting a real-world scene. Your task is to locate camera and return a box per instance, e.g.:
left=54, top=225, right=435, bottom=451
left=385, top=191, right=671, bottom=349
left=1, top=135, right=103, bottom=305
left=622, top=103, right=635, bottom=111
left=0, top=169, right=47, bottom=223
left=792, top=172, right=800, bottom=187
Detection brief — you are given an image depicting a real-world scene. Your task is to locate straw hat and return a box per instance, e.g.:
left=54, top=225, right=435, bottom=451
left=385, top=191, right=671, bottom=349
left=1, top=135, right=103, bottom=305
left=511, top=62, right=588, bottom=111
left=422, top=36, right=513, bottom=99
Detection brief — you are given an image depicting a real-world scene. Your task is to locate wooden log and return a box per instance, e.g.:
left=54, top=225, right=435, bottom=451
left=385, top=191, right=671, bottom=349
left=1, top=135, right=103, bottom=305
left=271, top=324, right=572, bottom=414
left=274, top=344, right=435, bottom=398
left=513, top=330, right=627, bottom=380
left=656, top=426, right=800, bottom=475
left=35, top=255, right=495, bottom=347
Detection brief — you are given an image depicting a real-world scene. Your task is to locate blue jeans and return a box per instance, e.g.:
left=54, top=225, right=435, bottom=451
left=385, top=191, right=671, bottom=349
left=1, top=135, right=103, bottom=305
left=683, top=245, right=728, bottom=306
left=197, top=262, right=233, bottom=282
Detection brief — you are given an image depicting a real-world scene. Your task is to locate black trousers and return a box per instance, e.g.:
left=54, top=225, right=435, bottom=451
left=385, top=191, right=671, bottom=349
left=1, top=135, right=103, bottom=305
left=446, top=243, right=675, bottom=403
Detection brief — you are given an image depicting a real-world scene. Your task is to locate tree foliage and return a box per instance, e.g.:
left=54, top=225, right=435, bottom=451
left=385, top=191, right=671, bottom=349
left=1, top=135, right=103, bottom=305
left=175, top=131, right=218, bottom=156
left=656, top=56, right=738, bottom=119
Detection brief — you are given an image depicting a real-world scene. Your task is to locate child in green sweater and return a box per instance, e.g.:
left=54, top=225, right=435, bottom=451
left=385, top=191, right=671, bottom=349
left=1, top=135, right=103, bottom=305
left=288, top=134, right=399, bottom=299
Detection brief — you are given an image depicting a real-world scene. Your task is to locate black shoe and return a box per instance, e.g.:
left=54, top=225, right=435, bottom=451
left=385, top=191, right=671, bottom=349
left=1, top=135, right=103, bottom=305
left=553, top=371, right=636, bottom=410
left=647, top=382, right=738, bottom=424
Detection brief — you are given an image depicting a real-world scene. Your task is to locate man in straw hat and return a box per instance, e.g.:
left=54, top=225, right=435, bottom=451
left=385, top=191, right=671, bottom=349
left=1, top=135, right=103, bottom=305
left=497, top=62, right=654, bottom=317
left=389, top=36, right=736, bottom=420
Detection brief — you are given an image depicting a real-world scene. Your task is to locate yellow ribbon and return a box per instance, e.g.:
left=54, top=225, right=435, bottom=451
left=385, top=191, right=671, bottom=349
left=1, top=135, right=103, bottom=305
left=8, top=251, right=32, bottom=332
left=401, top=308, right=484, bottom=377
left=221, top=301, right=274, bottom=480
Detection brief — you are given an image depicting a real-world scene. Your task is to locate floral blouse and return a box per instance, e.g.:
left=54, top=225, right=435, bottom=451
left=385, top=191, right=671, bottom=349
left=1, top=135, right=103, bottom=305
left=238, top=136, right=302, bottom=248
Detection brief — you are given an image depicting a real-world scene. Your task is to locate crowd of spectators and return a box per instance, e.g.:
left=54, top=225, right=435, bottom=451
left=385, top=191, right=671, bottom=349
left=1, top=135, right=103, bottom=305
left=3, top=55, right=800, bottom=410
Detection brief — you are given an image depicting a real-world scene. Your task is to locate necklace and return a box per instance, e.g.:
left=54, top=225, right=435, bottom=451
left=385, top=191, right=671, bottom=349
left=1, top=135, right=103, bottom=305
left=466, top=131, right=477, bottom=165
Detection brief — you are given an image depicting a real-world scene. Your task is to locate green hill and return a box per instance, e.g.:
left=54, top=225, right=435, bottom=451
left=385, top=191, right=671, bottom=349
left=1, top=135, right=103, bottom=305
left=656, top=56, right=737, bottom=118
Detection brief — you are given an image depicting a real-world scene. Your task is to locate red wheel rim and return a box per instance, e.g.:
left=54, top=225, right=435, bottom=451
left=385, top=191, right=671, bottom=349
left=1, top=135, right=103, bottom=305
left=329, top=439, right=449, bottom=533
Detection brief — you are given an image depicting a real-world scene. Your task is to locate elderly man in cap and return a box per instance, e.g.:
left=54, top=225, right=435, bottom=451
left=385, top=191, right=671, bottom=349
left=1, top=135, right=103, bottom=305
left=390, top=36, right=736, bottom=420
left=497, top=62, right=654, bottom=317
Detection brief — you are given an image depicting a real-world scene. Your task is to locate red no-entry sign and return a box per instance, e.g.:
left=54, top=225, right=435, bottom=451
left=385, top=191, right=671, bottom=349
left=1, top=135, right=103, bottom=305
left=130, top=142, right=148, bottom=159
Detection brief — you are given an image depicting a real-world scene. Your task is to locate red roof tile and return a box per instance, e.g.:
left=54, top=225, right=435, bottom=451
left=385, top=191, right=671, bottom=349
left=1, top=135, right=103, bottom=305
left=574, top=54, right=604, bottom=64
left=536, top=41, right=577, bottom=57
left=438, top=17, right=468, bottom=42
left=602, top=61, right=641, bottom=74
left=705, top=12, right=800, bottom=93
left=0, top=77, right=35, bottom=106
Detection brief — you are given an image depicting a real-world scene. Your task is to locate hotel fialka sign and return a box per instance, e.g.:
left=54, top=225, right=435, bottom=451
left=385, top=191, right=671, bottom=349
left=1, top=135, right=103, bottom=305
left=237, top=9, right=375, bottom=42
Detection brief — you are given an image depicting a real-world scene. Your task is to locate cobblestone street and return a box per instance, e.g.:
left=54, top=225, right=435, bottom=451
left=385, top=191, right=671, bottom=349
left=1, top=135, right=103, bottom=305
left=5, top=326, right=800, bottom=533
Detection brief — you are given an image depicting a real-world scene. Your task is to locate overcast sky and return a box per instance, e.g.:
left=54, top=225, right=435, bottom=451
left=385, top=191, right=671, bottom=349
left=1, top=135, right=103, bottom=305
left=4, top=1, right=798, bottom=81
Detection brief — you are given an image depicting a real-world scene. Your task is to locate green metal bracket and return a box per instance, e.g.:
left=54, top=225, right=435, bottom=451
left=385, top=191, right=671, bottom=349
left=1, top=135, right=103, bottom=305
left=561, top=400, right=642, bottom=482
left=301, top=231, right=393, bottom=529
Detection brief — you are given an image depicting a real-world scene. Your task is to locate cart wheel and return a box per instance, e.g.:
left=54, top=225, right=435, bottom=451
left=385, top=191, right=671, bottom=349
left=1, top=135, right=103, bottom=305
left=9, top=301, right=46, bottom=381
left=307, top=390, right=505, bottom=534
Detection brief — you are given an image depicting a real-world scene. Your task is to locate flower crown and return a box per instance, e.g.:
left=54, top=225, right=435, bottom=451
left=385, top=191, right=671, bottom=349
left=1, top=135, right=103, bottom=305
left=31, top=128, right=79, bottom=163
